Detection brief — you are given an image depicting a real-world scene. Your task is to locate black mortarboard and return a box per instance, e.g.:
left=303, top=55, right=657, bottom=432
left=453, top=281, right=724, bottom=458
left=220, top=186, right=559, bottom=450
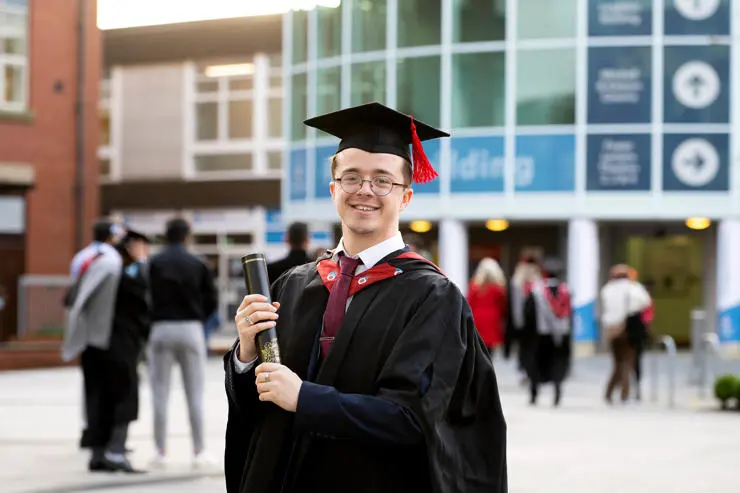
left=303, top=102, right=450, bottom=184
left=124, top=228, right=151, bottom=244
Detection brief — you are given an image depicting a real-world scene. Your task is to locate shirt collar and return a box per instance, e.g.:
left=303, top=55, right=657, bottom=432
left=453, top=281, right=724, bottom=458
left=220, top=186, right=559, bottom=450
left=332, top=232, right=405, bottom=269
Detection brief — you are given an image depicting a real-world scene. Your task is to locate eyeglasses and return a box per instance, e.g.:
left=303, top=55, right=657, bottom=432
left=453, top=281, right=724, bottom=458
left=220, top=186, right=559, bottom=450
left=334, top=172, right=407, bottom=196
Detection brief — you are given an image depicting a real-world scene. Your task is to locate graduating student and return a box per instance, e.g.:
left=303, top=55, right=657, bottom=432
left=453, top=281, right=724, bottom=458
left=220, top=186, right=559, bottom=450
left=223, top=102, right=508, bottom=493
left=521, top=257, right=572, bottom=407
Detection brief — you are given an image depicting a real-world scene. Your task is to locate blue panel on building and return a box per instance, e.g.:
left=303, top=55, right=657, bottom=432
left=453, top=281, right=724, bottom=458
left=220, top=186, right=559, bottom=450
left=588, top=0, right=653, bottom=36
left=450, top=136, right=505, bottom=193
left=664, top=0, right=730, bottom=35
left=289, top=148, right=307, bottom=201
left=411, top=140, right=441, bottom=195
left=588, top=46, right=652, bottom=124
left=662, top=133, right=729, bottom=191
left=587, top=134, right=651, bottom=191
left=314, top=145, right=336, bottom=199
left=664, top=45, right=730, bottom=123
left=515, top=135, right=576, bottom=192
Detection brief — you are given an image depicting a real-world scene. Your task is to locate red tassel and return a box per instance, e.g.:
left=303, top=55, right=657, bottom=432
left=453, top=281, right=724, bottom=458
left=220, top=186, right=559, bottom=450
left=409, top=117, right=438, bottom=184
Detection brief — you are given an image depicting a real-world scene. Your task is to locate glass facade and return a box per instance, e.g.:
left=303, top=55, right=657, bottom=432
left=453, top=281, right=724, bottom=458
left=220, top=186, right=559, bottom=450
left=285, top=0, right=736, bottom=223
left=0, top=0, right=28, bottom=111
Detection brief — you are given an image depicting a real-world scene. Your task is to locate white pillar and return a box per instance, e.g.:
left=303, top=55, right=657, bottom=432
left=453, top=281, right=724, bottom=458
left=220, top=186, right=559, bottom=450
left=439, top=219, right=468, bottom=295
left=567, top=218, right=600, bottom=355
left=716, top=219, right=740, bottom=355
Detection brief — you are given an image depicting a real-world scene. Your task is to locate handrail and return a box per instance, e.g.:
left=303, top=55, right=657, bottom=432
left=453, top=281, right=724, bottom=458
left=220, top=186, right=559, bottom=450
left=698, top=333, right=721, bottom=398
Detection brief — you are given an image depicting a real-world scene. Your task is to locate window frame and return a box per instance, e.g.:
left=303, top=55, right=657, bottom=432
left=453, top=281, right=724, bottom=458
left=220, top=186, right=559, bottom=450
left=0, top=0, right=30, bottom=113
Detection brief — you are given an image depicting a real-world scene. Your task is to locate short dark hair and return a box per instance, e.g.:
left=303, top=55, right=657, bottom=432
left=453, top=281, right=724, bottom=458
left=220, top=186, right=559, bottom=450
left=165, top=217, right=191, bottom=244
left=287, top=222, right=309, bottom=249
left=92, top=220, right=114, bottom=243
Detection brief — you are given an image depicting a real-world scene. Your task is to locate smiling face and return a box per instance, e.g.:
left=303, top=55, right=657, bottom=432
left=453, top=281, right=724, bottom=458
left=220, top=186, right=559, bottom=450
left=330, top=148, right=413, bottom=252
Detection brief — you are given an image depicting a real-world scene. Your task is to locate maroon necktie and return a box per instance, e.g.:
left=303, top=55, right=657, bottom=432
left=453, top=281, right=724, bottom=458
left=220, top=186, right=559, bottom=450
left=320, top=253, right=362, bottom=358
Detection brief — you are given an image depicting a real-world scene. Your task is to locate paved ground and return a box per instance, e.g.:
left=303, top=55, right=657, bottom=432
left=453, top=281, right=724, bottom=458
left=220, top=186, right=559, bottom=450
left=1, top=342, right=738, bottom=493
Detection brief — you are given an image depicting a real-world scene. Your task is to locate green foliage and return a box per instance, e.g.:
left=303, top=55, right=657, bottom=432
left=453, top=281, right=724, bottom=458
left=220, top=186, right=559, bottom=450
left=714, top=375, right=739, bottom=410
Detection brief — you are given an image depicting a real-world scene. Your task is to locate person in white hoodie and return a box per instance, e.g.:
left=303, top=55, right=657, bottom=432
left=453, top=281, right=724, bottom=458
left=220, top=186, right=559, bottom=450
left=600, top=264, right=651, bottom=404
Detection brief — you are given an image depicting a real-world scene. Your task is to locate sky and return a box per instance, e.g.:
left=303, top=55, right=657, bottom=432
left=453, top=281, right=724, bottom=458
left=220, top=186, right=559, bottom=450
left=96, top=0, right=340, bottom=30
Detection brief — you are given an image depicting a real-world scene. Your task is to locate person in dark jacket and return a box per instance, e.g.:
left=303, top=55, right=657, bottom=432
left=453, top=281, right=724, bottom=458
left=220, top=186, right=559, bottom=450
left=147, top=218, right=218, bottom=468
left=85, top=228, right=151, bottom=473
left=267, top=222, right=311, bottom=284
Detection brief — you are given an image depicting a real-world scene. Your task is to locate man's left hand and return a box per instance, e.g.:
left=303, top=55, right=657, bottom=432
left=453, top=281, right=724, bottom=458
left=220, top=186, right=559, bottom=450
left=255, top=363, right=303, bottom=412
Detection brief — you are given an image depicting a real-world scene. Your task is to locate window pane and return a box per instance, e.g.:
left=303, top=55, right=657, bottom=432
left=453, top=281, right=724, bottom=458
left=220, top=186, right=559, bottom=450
left=195, top=154, right=253, bottom=172
left=4, top=64, right=23, bottom=103
left=317, top=66, right=341, bottom=116
left=317, top=6, right=342, bottom=59
left=269, top=53, right=282, bottom=67
left=196, top=102, right=219, bottom=140
left=268, top=97, right=282, bottom=137
left=453, top=0, right=506, bottom=42
left=228, top=100, right=253, bottom=139
left=517, top=49, right=576, bottom=125
left=292, top=10, right=308, bottom=63
left=291, top=73, right=308, bottom=141
left=229, top=76, right=253, bottom=92
left=197, top=79, right=218, bottom=93
left=267, top=151, right=282, bottom=170
left=518, top=0, right=577, bottom=39
left=398, top=0, right=441, bottom=47
left=397, top=56, right=441, bottom=127
left=100, top=110, right=111, bottom=146
left=351, top=61, right=385, bottom=106
left=452, top=52, right=505, bottom=128
left=100, top=158, right=110, bottom=177
left=2, top=36, right=25, bottom=55
left=270, top=74, right=282, bottom=89
left=352, top=0, right=386, bottom=53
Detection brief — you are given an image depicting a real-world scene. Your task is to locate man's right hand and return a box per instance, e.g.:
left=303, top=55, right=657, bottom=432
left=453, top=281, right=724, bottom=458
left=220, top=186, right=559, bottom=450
left=235, top=294, right=280, bottom=363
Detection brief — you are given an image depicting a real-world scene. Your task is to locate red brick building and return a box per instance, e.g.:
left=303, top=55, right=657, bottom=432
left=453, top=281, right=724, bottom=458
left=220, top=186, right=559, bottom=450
left=0, top=0, right=100, bottom=341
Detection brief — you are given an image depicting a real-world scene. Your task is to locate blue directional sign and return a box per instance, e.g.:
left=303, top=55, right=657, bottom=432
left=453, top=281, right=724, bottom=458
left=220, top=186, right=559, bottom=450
left=663, top=133, right=729, bottom=191
left=588, top=46, right=652, bottom=123
left=664, top=0, right=730, bottom=35
left=587, top=134, right=651, bottom=191
left=664, top=45, right=730, bottom=123
left=588, top=0, right=653, bottom=36
left=411, top=140, right=441, bottom=195
left=289, top=148, right=307, bottom=201
left=450, top=136, right=505, bottom=193
left=515, top=135, right=576, bottom=192
left=314, top=144, right=337, bottom=199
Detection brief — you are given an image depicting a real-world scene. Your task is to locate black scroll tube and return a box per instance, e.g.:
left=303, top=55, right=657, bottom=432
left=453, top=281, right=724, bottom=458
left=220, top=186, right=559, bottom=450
left=241, top=253, right=281, bottom=364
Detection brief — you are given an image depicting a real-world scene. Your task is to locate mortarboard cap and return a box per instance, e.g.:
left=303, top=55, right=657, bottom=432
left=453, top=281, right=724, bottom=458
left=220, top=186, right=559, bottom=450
left=303, top=102, right=450, bottom=184
left=123, top=228, right=151, bottom=244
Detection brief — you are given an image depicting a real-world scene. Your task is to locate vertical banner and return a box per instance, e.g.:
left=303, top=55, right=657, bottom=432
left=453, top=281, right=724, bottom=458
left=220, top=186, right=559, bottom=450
left=716, top=219, right=740, bottom=345
left=568, top=219, right=600, bottom=344
left=586, top=134, right=652, bottom=190
left=662, top=133, right=729, bottom=191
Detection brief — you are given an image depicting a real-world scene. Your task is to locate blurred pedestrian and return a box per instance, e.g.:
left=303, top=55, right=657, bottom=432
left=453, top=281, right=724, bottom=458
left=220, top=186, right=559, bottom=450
left=61, top=219, right=124, bottom=461
left=521, top=257, right=572, bottom=406
left=147, top=217, right=218, bottom=468
left=267, top=222, right=311, bottom=284
left=628, top=268, right=654, bottom=401
left=505, top=254, right=541, bottom=380
left=600, top=264, right=651, bottom=404
left=467, top=257, right=507, bottom=357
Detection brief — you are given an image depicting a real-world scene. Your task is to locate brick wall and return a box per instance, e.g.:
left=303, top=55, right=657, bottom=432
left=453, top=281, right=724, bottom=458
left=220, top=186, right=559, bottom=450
left=0, top=0, right=101, bottom=276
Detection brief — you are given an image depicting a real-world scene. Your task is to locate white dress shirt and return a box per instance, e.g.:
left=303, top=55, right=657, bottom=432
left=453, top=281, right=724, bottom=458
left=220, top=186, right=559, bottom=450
left=233, top=232, right=406, bottom=373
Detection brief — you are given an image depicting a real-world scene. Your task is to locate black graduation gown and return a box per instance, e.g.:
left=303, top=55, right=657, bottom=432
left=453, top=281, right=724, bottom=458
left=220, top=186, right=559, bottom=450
left=521, top=283, right=572, bottom=385
left=108, top=261, right=151, bottom=424
left=267, top=249, right=311, bottom=285
left=223, top=250, right=508, bottom=493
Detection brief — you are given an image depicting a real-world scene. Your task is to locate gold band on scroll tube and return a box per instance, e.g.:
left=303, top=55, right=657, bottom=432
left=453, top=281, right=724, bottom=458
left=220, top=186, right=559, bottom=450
left=243, top=257, right=267, bottom=265
left=260, top=340, right=281, bottom=364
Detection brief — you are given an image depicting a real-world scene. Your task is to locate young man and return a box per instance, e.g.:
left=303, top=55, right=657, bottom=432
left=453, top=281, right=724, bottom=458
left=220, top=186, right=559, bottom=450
left=223, top=102, right=508, bottom=493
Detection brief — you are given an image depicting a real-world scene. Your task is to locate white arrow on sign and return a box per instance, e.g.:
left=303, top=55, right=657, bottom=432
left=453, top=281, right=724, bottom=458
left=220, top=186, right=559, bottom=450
left=671, top=137, right=720, bottom=187
left=672, top=60, right=720, bottom=109
left=674, top=0, right=720, bottom=21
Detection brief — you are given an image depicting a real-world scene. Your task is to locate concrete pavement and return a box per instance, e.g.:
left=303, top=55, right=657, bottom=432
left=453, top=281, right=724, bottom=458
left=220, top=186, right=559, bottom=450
left=1, top=344, right=738, bottom=493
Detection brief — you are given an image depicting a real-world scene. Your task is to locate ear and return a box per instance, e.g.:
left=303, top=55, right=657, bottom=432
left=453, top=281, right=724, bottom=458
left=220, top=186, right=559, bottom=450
left=399, top=187, right=413, bottom=211
left=330, top=181, right=337, bottom=202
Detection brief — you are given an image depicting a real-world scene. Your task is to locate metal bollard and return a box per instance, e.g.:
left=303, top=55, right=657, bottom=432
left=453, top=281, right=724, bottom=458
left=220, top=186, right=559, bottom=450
left=649, top=338, right=659, bottom=403
left=661, top=335, right=677, bottom=408
left=688, top=309, right=706, bottom=385
left=699, top=333, right=720, bottom=398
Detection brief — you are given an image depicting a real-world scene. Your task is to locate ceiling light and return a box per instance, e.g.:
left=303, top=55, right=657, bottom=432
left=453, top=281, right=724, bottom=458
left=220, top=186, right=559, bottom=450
left=410, top=220, right=432, bottom=233
left=685, top=217, right=711, bottom=230
left=485, top=219, right=509, bottom=232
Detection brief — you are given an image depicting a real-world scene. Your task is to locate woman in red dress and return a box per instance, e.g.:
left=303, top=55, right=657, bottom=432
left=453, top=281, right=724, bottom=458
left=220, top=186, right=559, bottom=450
left=467, top=257, right=508, bottom=357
